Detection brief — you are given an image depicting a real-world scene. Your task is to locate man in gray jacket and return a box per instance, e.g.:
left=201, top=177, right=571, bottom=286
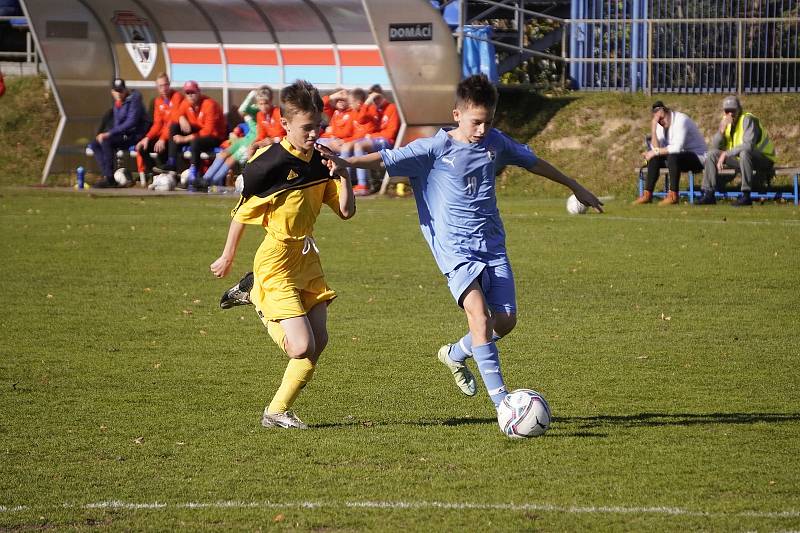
left=698, top=96, right=776, bottom=206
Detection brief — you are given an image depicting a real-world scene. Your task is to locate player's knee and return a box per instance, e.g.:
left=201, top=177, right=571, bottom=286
left=494, top=313, right=517, bottom=337
left=286, top=339, right=315, bottom=359
left=739, top=148, right=753, bottom=161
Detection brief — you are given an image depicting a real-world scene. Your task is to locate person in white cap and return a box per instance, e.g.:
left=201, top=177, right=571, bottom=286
left=698, top=95, right=776, bottom=206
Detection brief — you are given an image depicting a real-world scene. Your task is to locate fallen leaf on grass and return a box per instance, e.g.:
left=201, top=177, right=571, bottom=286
left=46, top=294, right=53, bottom=299
left=143, top=287, right=151, bottom=292
left=134, top=436, right=144, bottom=445
left=153, top=362, right=161, bottom=369
left=182, top=309, right=192, bottom=315
left=192, top=299, right=201, bottom=304
left=273, top=513, right=285, bottom=522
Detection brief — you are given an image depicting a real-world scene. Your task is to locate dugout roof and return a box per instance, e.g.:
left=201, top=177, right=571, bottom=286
left=20, top=0, right=460, bottom=182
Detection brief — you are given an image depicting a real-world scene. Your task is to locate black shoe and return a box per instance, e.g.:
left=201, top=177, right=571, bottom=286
left=696, top=191, right=716, bottom=205
left=220, top=271, right=254, bottom=309
left=92, top=177, right=117, bottom=188
left=191, top=178, right=208, bottom=192
left=733, top=192, right=752, bottom=207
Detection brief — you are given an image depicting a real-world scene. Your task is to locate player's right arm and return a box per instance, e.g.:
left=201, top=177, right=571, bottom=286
left=210, top=220, right=246, bottom=278
left=315, top=144, right=384, bottom=175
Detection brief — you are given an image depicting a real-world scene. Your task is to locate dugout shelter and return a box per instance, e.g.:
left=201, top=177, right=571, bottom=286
left=20, top=0, right=460, bottom=184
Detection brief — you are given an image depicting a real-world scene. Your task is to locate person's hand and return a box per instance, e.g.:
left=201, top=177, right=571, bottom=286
left=716, top=151, right=727, bottom=173
left=642, top=149, right=657, bottom=161
left=136, top=137, right=149, bottom=151
left=210, top=254, right=233, bottom=278
left=173, top=134, right=190, bottom=144
left=719, top=115, right=733, bottom=133
left=95, top=132, right=110, bottom=143
left=315, top=143, right=349, bottom=177
left=153, top=139, right=166, bottom=153
left=572, top=185, right=604, bottom=213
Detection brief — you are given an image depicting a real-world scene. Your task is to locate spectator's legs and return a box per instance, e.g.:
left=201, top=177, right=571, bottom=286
left=202, top=150, right=229, bottom=181
left=91, top=134, right=129, bottom=182
left=666, top=152, right=703, bottom=192
left=354, top=139, right=378, bottom=189
left=702, top=149, right=722, bottom=192
left=190, top=135, right=221, bottom=171
left=165, top=123, right=183, bottom=170
left=735, top=149, right=773, bottom=192
left=645, top=154, right=666, bottom=192
left=138, top=144, right=157, bottom=173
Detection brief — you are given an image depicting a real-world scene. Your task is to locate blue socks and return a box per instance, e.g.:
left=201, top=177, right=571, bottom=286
left=472, top=342, right=507, bottom=407
left=448, top=332, right=501, bottom=363
left=203, top=156, right=230, bottom=185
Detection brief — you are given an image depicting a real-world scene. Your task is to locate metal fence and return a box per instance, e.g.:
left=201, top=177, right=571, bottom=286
left=568, top=0, right=800, bottom=93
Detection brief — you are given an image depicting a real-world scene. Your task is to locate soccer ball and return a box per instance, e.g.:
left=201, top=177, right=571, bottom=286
left=149, top=173, right=176, bottom=191
left=180, top=168, right=191, bottom=186
left=497, top=389, right=551, bottom=438
left=566, top=194, right=587, bottom=215
left=113, top=167, right=131, bottom=186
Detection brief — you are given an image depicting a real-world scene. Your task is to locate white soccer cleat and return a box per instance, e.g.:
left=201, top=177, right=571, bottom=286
left=437, top=344, right=477, bottom=397
left=261, top=410, right=308, bottom=429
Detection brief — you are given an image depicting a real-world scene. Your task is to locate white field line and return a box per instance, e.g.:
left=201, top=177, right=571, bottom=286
left=1, top=500, right=799, bottom=519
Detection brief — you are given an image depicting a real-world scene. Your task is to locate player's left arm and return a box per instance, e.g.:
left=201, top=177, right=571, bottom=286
left=527, top=158, right=604, bottom=213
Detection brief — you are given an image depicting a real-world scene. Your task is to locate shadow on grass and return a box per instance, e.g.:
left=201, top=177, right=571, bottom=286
left=315, top=412, right=800, bottom=436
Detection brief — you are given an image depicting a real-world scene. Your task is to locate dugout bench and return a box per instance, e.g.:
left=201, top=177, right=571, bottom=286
left=636, top=166, right=800, bottom=205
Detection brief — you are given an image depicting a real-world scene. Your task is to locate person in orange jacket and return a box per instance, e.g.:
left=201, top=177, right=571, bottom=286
left=135, top=73, right=184, bottom=178
left=156, top=80, right=226, bottom=185
left=346, top=85, right=400, bottom=195
left=0, top=70, right=5, bottom=98
left=317, top=88, right=352, bottom=153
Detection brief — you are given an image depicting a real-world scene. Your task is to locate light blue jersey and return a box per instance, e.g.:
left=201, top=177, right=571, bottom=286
left=379, top=128, right=538, bottom=275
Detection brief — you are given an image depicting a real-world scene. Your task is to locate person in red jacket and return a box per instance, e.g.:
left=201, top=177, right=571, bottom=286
left=347, top=85, right=400, bottom=195
left=157, top=80, right=225, bottom=184
left=135, top=73, right=184, bottom=178
left=0, top=70, right=5, bottom=98
left=250, top=86, right=286, bottom=155
left=317, top=89, right=351, bottom=153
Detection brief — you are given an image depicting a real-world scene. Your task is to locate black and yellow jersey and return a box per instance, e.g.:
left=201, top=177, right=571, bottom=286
left=231, top=139, right=344, bottom=242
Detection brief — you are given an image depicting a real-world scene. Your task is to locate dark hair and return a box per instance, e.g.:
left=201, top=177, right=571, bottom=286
left=280, top=80, right=323, bottom=119
left=455, top=74, right=497, bottom=111
left=368, top=84, right=383, bottom=94
left=350, top=88, right=367, bottom=102
left=651, top=100, right=668, bottom=113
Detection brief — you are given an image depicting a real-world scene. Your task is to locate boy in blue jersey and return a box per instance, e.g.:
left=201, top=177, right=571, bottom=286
left=321, top=74, right=603, bottom=411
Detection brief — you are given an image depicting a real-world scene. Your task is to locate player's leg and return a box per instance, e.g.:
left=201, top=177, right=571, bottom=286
left=262, top=314, right=316, bottom=429
left=461, top=282, right=508, bottom=407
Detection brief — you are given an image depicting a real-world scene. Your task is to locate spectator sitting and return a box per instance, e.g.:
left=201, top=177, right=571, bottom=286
left=249, top=85, right=286, bottom=154
left=697, top=95, right=776, bottom=206
left=0, top=69, right=5, bottom=98
left=202, top=85, right=279, bottom=187
left=135, top=72, right=184, bottom=182
left=341, top=85, right=399, bottom=195
left=634, top=101, right=707, bottom=205
left=90, top=78, right=148, bottom=188
left=317, top=88, right=352, bottom=153
left=155, top=80, right=226, bottom=189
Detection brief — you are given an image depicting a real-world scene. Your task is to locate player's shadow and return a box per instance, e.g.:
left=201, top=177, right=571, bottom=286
left=554, top=411, right=800, bottom=438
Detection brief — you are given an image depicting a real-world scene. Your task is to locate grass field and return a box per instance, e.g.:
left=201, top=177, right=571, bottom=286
left=1, top=189, right=799, bottom=531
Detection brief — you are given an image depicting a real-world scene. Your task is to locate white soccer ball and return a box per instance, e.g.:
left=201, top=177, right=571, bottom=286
left=566, top=194, right=587, bottom=215
left=180, top=168, right=191, bottom=186
left=149, top=173, right=176, bottom=191
left=113, top=167, right=130, bottom=186
left=497, top=389, right=551, bottom=438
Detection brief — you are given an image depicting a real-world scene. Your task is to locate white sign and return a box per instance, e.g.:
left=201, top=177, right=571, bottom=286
left=113, top=11, right=157, bottom=78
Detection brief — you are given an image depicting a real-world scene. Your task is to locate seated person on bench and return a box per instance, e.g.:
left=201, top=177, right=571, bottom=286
left=698, top=95, right=776, bottom=206
left=634, top=101, right=706, bottom=205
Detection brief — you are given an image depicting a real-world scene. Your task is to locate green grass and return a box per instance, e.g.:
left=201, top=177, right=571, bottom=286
left=1, top=189, right=799, bottom=530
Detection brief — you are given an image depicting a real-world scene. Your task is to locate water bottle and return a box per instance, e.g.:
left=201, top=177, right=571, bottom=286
left=76, top=166, right=85, bottom=189
left=187, top=164, right=197, bottom=192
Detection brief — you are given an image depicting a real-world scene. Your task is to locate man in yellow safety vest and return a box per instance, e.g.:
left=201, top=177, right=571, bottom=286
left=698, top=95, right=776, bottom=206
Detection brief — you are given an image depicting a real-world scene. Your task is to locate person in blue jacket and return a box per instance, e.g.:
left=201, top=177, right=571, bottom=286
left=90, top=78, right=148, bottom=188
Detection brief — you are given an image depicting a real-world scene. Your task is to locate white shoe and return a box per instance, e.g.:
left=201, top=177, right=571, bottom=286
left=437, top=344, right=477, bottom=396
left=261, top=409, right=308, bottom=429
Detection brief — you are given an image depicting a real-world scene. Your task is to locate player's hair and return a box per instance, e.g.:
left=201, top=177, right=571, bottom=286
left=156, top=72, right=169, bottom=81
left=455, top=74, right=498, bottom=111
left=368, top=84, right=383, bottom=94
left=350, top=88, right=367, bottom=103
left=256, top=85, right=273, bottom=101
left=280, top=80, right=323, bottom=119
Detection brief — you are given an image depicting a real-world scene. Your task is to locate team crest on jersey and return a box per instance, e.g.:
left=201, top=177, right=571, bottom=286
left=113, top=11, right=157, bottom=78
left=486, top=150, right=496, bottom=162
left=287, top=169, right=299, bottom=181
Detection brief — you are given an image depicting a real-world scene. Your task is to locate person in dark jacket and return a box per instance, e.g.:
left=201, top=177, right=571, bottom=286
left=90, top=78, right=148, bottom=187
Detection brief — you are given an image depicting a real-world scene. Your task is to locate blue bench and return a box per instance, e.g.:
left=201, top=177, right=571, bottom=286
left=637, top=166, right=800, bottom=205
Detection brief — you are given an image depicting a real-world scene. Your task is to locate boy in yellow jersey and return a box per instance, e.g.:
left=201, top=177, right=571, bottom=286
left=210, top=80, right=355, bottom=429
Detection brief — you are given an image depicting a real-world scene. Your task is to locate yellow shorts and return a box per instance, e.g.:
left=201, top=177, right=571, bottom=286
left=250, top=235, right=336, bottom=324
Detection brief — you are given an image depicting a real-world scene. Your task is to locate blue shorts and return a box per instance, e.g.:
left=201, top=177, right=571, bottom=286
left=445, top=261, right=516, bottom=314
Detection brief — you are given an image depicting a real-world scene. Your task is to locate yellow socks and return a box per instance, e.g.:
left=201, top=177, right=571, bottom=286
left=267, top=357, right=315, bottom=414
